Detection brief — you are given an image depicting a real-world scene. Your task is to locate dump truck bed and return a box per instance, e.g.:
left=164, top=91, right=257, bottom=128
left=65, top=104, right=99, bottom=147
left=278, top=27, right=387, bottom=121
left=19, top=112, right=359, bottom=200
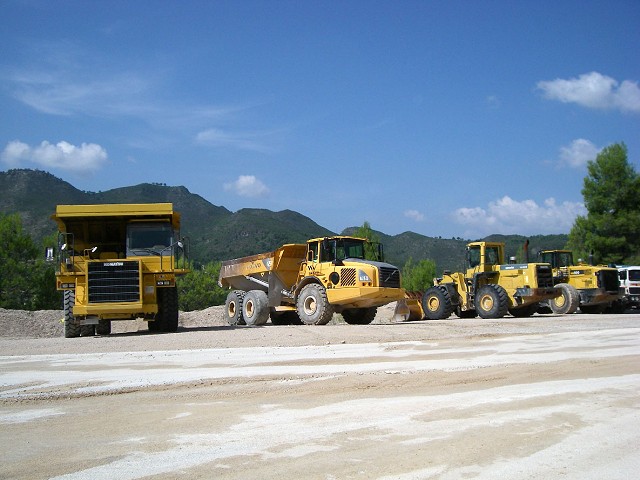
left=218, top=243, right=307, bottom=291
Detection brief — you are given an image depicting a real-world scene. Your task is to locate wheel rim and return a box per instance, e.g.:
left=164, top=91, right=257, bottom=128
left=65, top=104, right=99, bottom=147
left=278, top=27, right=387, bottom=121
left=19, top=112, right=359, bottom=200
left=303, top=295, right=317, bottom=316
left=245, top=300, right=254, bottom=318
left=554, top=294, right=566, bottom=308
left=427, top=296, right=440, bottom=312
left=480, top=294, right=494, bottom=311
left=227, top=301, right=236, bottom=318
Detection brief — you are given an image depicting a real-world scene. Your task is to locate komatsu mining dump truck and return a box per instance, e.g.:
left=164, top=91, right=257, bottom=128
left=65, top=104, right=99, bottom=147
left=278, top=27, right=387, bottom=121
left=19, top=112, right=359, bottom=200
left=537, top=249, right=622, bottom=314
left=218, top=236, right=404, bottom=325
left=49, top=203, right=189, bottom=338
left=396, top=241, right=561, bottom=321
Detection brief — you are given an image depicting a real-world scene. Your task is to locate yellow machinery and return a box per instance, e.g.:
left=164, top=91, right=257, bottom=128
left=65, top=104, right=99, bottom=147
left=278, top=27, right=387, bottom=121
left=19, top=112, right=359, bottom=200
left=396, top=241, right=560, bottom=320
left=49, top=203, right=189, bottom=337
left=218, top=236, right=404, bottom=325
left=538, top=250, right=622, bottom=314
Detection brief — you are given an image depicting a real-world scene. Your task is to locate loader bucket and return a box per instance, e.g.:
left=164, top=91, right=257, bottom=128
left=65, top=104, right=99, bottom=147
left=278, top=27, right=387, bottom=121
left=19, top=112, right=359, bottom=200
left=392, top=291, right=424, bottom=322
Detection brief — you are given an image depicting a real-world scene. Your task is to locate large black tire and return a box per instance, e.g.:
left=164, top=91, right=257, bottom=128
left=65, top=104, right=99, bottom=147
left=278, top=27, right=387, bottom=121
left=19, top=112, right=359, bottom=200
left=96, top=320, right=111, bottom=335
left=296, top=284, right=335, bottom=325
left=80, top=325, right=95, bottom=337
left=224, top=290, right=246, bottom=326
left=549, top=283, right=580, bottom=314
left=242, top=290, right=269, bottom=326
left=342, top=307, right=377, bottom=325
left=270, top=310, right=302, bottom=325
left=156, top=287, right=179, bottom=332
left=422, top=286, right=454, bottom=320
left=475, top=284, right=509, bottom=319
left=63, top=290, right=80, bottom=338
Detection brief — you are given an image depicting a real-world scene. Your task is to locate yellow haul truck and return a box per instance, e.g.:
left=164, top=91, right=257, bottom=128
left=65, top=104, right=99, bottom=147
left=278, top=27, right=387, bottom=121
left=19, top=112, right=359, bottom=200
left=537, top=250, right=622, bottom=314
left=49, top=203, right=189, bottom=338
left=400, top=241, right=561, bottom=320
left=218, top=236, right=404, bottom=325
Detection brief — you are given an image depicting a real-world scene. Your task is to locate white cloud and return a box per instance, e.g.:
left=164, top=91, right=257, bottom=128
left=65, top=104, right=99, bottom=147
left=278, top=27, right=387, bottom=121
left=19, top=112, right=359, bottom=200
left=537, top=71, right=640, bottom=113
left=404, top=209, right=425, bottom=222
left=558, top=139, right=600, bottom=168
left=453, top=196, right=586, bottom=237
left=223, top=175, right=270, bottom=198
left=1, top=140, right=108, bottom=173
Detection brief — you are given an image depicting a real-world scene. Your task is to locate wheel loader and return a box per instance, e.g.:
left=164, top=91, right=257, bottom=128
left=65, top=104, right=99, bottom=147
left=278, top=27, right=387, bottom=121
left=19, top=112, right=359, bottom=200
left=395, top=241, right=561, bottom=320
left=537, top=250, right=622, bottom=314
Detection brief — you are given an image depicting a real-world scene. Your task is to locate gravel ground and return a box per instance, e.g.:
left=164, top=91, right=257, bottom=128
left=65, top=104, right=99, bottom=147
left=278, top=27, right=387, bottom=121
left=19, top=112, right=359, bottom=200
left=1, top=306, right=639, bottom=480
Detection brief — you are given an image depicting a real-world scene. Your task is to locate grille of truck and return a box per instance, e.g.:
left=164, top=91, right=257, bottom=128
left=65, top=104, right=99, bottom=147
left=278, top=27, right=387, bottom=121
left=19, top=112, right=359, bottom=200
left=597, top=270, right=620, bottom=293
left=88, top=261, right=140, bottom=303
left=379, top=267, right=401, bottom=288
left=340, top=268, right=356, bottom=286
left=536, top=265, right=554, bottom=288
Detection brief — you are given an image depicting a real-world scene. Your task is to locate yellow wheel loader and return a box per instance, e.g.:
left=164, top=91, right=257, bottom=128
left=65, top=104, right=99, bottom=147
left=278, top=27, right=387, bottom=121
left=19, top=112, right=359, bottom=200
left=538, top=250, right=622, bottom=314
left=396, top=241, right=561, bottom=321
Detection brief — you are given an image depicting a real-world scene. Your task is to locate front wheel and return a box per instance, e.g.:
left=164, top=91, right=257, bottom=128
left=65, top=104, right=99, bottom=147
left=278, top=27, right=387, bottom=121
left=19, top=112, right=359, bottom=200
left=422, top=286, right=454, bottom=320
left=475, top=284, right=509, bottom=319
left=156, top=287, right=179, bottom=332
left=296, top=284, right=334, bottom=325
left=63, top=290, right=80, bottom=338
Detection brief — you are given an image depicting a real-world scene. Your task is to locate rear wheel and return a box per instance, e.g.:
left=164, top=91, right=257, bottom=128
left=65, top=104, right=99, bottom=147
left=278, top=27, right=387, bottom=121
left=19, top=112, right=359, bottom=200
left=96, top=320, right=111, bottom=335
left=242, top=290, right=269, bottom=326
left=422, top=286, right=454, bottom=320
left=63, top=290, right=80, bottom=338
left=342, top=307, right=377, bottom=325
left=475, top=284, right=509, bottom=319
left=224, top=290, right=246, bottom=326
left=296, top=284, right=334, bottom=325
left=549, top=283, right=580, bottom=314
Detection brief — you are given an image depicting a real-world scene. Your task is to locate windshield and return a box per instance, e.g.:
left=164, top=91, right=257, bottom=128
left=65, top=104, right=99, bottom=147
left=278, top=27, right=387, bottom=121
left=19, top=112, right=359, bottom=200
left=127, top=222, right=173, bottom=256
left=321, top=239, right=366, bottom=262
left=629, top=270, right=640, bottom=281
left=541, top=252, right=573, bottom=268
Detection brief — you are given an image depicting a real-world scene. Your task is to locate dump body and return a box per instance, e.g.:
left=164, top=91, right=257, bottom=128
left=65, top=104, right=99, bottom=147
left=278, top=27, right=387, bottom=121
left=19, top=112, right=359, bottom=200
left=218, top=236, right=404, bottom=325
left=538, top=250, right=622, bottom=314
left=396, top=241, right=560, bottom=321
left=50, top=203, right=189, bottom=337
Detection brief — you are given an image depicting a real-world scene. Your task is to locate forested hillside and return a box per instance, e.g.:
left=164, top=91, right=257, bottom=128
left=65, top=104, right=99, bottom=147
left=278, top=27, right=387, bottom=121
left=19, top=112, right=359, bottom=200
left=0, top=168, right=568, bottom=271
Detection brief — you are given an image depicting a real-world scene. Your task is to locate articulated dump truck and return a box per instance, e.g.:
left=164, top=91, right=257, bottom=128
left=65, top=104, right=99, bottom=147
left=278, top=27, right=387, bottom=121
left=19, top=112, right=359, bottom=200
left=218, top=236, right=404, bottom=325
left=394, top=241, right=561, bottom=321
left=49, top=203, right=189, bottom=338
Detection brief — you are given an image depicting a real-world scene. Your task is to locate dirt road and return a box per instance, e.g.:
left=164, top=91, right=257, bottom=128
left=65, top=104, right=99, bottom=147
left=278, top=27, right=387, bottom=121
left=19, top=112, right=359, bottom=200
left=1, top=310, right=639, bottom=479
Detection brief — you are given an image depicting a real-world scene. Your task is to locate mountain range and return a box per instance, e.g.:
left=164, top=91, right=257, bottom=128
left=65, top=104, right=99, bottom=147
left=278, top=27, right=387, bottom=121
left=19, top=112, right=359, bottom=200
left=0, top=169, right=568, bottom=271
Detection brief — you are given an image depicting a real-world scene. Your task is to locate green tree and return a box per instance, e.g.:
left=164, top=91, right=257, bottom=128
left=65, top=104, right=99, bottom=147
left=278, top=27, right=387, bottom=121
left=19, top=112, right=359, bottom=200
left=354, top=221, right=382, bottom=260
left=568, top=143, right=640, bottom=264
left=402, top=257, right=437, bottom=291
left=0, top=214, right=39, bottom=310
left=177, top=261, right=228, bottom=311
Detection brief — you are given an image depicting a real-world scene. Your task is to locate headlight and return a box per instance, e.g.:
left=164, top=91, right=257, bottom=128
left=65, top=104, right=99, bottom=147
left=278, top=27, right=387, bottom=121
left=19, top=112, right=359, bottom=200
left=358, top=270, right=372, bottom=282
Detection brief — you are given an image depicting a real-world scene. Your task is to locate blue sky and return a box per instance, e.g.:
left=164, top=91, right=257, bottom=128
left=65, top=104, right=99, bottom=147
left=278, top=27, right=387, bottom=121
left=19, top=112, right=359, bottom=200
left=1, top=0, right=639, bottom=239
